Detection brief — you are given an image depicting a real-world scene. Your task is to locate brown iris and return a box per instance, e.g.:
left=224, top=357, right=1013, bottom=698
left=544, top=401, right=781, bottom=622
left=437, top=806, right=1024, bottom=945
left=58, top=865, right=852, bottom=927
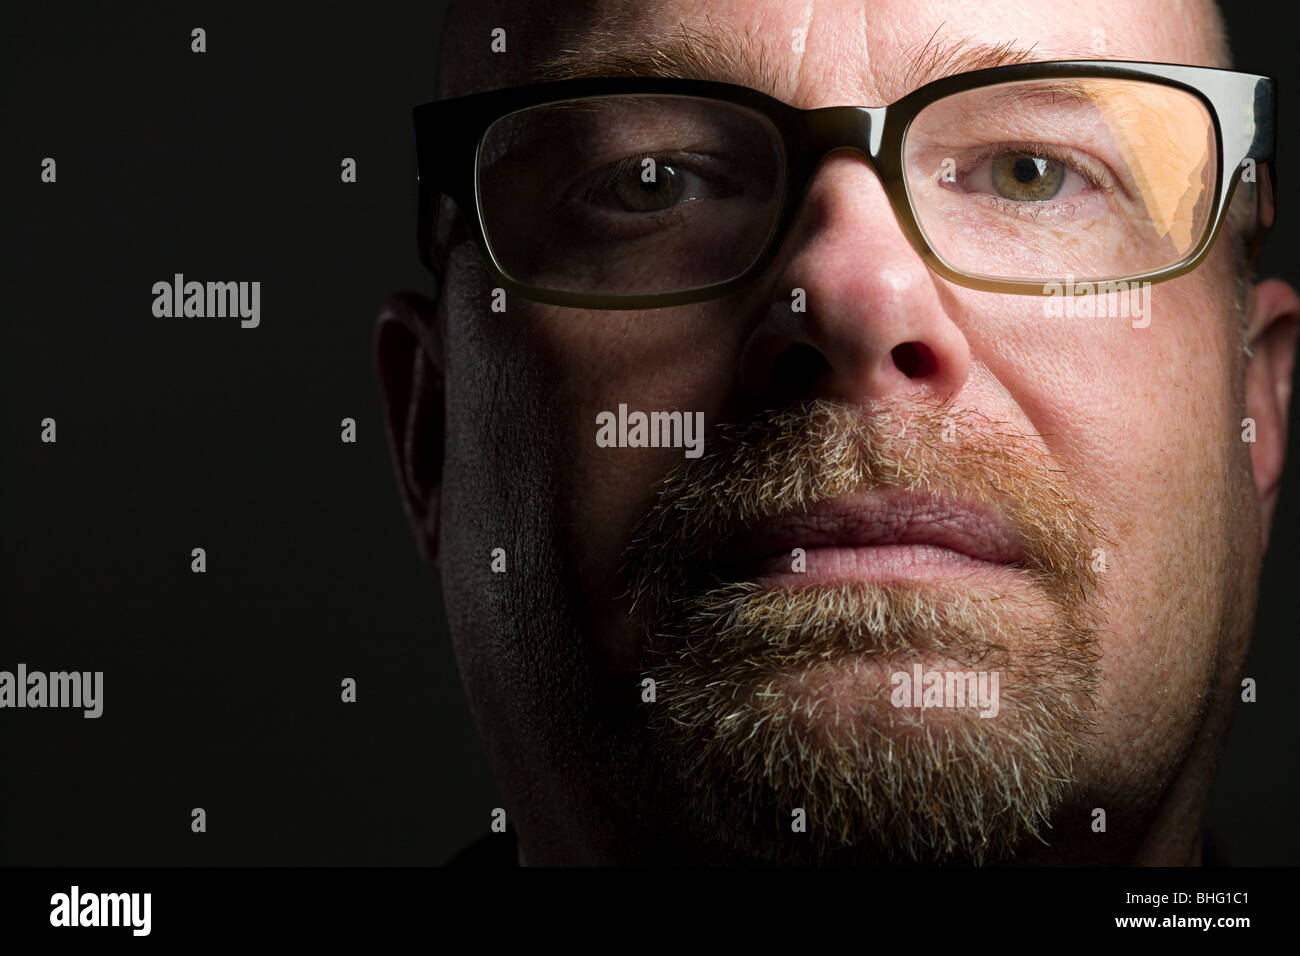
left=991, top=153, right=1065, bottom=201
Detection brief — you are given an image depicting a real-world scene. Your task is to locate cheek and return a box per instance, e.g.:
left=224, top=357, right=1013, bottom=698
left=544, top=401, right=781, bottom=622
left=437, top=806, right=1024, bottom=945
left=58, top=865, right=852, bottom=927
left=967, top=262, right=1239, bottom=550
left=535, top=304, right=744, bottom=626
left=442, top=259, right=744, bottom=641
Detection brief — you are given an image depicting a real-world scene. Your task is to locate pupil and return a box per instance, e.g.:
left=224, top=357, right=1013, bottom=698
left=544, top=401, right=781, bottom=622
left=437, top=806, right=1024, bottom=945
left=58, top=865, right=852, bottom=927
left=1013, top=157, right=1042, bottom=183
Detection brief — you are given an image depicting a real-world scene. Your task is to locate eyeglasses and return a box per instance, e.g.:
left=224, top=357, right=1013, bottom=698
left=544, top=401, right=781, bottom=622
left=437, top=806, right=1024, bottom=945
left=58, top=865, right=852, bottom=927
left=413, top=60, right=1275, bottom=309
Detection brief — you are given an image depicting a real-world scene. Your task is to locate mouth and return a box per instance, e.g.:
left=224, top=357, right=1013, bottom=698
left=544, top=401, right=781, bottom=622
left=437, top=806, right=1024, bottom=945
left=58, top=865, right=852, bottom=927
left=712, top=489, right=1027, bottom=588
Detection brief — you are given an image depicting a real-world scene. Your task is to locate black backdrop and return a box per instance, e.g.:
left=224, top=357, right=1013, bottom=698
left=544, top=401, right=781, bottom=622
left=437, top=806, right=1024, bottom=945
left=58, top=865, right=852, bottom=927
left=2, top=1, right=1296, bottom=866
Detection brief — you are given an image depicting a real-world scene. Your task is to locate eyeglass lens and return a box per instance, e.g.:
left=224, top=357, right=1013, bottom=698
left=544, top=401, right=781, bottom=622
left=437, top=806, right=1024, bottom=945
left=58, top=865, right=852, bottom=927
left=474, top=79, right=1216, bottom=296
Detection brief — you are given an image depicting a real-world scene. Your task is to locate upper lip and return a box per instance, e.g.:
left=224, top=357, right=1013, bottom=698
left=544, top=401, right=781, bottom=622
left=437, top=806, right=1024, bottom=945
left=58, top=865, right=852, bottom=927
left=713, top=489, right=1025, bottom=575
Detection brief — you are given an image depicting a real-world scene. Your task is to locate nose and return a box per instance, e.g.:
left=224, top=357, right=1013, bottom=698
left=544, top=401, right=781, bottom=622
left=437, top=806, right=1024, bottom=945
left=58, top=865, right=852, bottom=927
left=738, top=147, right=972, bottom=408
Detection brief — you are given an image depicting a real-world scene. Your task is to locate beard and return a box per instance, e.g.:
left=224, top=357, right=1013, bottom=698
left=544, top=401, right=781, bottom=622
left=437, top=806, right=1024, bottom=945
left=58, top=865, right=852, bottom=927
left=620, top=399, right=1105, bottom=865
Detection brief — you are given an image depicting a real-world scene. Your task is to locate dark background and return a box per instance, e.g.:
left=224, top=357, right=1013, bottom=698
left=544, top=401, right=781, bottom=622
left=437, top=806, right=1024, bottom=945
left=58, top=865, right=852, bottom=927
left=1, top=1, right=1296, bottom=865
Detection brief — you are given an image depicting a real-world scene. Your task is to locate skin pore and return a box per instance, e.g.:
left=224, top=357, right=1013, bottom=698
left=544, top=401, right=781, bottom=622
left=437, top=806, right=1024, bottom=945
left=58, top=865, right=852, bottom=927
left=379, top=0, right=1300, bottom=864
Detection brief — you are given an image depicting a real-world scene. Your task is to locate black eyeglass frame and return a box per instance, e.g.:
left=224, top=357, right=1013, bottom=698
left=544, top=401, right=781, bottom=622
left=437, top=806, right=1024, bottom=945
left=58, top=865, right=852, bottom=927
left=413, top=60, right=1276, bottom=309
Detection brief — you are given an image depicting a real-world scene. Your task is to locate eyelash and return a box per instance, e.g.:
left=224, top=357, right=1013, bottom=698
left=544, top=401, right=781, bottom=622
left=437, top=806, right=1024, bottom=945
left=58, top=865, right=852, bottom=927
left=583, top=155, right=654, bottom=199
left=980, top=195, right=1088, bottom=221
left=956, top=141, right=1119, bottom=205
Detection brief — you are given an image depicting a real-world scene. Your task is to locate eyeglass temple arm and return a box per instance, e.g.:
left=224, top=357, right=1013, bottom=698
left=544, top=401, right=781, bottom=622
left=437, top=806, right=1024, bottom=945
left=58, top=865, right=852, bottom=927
left=1242, top=75, right=1276, bottom=250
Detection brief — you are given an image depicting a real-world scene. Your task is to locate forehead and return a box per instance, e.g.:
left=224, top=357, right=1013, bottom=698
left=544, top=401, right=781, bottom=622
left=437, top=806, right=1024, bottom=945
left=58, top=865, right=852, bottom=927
left=440, top=0, right=1227, bottom=104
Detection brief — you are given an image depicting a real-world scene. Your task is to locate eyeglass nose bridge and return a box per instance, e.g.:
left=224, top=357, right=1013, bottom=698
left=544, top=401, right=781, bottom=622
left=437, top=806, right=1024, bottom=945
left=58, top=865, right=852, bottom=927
left=778, top=103, right=935, bottom=282
left=801, top=105, right=887, bottom=165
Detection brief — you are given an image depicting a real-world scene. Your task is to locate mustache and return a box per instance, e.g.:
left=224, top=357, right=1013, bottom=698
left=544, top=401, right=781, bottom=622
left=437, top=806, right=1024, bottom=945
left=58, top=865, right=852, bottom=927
left=621, top=398, right=1105, bottom=617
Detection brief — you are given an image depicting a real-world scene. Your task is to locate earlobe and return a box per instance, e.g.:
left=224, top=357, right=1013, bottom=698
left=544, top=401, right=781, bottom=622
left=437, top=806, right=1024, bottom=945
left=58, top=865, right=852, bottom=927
left=1243, top=278, right=1300, bottom=546
left=375, top=291, right=445, bottom=568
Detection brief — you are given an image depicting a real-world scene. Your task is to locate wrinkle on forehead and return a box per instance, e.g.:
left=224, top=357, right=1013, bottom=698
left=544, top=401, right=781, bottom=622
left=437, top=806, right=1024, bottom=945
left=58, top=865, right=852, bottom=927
left=444, top=0, right=1227, bottom=107
left=535, top=25, right=1099, bottom=103
left=441, top=0, right=1230, bottom=102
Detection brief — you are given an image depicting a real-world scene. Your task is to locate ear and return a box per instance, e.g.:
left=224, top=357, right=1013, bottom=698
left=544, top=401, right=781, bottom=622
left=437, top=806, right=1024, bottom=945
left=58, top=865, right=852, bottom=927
left=375, top=290, right=444, bottom=568
left=1244, top=277, right=1300, bottom=551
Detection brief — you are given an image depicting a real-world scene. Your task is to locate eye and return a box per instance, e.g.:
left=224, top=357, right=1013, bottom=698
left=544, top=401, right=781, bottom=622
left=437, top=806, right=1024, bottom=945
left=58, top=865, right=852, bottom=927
left=990, top=153, right=1066, bottom=202
left=577, top=156, right=723, bottom=215
left=611, top=162, right=689, bottom=212
left=955, top=146, right=1104, bottom=206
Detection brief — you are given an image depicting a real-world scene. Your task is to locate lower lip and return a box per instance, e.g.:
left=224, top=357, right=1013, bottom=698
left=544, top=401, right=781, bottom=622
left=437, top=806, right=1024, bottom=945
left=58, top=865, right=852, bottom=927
left=747, top=544, right=1024, bottom=588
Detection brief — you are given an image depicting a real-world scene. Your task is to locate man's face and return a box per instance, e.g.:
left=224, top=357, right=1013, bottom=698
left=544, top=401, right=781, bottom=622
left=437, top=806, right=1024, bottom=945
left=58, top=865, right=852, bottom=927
left=386, top=0, right=1299, bottom=863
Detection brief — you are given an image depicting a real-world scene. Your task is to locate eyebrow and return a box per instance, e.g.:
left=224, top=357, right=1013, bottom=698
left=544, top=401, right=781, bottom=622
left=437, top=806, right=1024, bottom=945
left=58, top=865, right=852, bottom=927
left=534, top=20, right=1102, bottom=103
left=535, top=20, right=787, bottom=90
left=906, top=28, right=1043, bottom=90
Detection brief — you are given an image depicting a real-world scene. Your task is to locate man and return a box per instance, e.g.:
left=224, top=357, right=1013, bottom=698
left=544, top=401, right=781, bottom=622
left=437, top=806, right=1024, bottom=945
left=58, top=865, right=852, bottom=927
left=377, top=0, right=1299, bottom=864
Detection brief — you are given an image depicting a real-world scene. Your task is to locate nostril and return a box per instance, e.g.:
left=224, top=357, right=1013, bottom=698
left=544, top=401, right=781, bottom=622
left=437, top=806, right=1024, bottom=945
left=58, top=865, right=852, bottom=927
left=891, top=341, right=937, bottom=378
left=771, top=343, right=832, bottom=400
